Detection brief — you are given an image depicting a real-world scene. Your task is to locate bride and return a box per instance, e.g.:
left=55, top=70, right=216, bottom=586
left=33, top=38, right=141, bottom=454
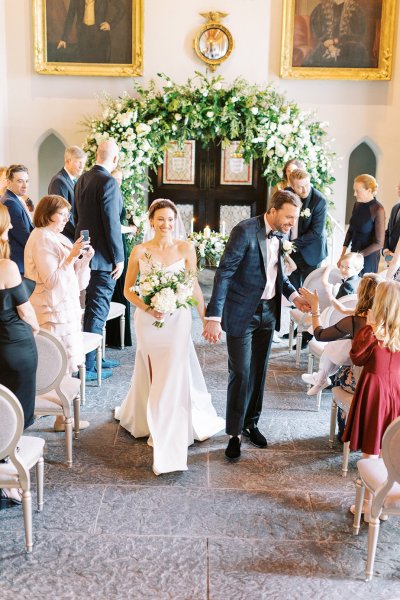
left=115, top=199, right=224, bottom=475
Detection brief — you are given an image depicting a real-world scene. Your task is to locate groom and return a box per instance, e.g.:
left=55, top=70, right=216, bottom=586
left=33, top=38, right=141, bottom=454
left=203, top=190, right=310, bottom=459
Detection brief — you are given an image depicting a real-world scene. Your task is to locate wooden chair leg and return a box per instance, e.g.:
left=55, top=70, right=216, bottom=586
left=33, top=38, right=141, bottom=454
left=36, top=456, right=44, bottom=512
left=307, top=352, right=314, bottom=375
left=120, top=315, right=125, bottom=350
left=329, top=400, right=337, bottom=448
left=102, top=325, right=106, bottom=358
left=342, top=441, right=350, bottom=477
left=73, top=395, right=80, bottom=439
left=288, top=319, right=294, bottom=353
left=295, top=328, right=302, bottom=367
left=353, top=477, right=365, bottom=535
left=65, top=416, right=73, bottom=468
left=79, top=364, right=86, bottom=406
left=316, top=389, right=322, bottom=411
left=22, top=490, right=33, bottom=553
left=365, top=517, right=380, bottom=581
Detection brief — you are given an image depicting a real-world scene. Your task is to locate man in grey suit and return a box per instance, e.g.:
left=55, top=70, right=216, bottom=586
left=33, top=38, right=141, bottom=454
left=48, top=146, right=86, bottom=242
left=74, top=139, right=124, bottom=379
left=203, top=191, right=310, bottom=459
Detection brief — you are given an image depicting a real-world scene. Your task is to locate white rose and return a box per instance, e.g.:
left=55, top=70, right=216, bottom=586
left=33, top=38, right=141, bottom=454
left=136, top=123, right=151, bottom=136
left=251, top=107, right=259, bottom=115
left=213, top=82, right=222, bottom=91
left=275, top=142, right=286, bottom=157
left=174, top=113, right=182, bottom=121
left=206, top=111, right=214, bottom=118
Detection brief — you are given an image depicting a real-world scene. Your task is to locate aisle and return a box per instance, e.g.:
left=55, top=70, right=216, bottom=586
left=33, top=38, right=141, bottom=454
left=0, top=310, right=399, bottom=599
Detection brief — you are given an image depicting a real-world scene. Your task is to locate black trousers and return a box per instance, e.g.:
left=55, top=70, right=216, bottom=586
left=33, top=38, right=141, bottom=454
left=225, top=297, right=277, bottom=436
left=78, top=24, right=111, bottom=63
left=288, top=252, right=319, bottom=290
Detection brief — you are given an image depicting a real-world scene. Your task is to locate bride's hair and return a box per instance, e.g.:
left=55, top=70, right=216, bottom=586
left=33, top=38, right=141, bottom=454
left=148, top=198, right=178, bottom=220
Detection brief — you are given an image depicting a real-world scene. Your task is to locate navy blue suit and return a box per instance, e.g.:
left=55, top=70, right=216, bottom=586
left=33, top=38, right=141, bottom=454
left=74, top=165, right=124, bottom=370
left=48, top=168, right=76, bottom=242
left=1, top=190, right=34, bottom=274
left=287, top=185, right=328, bottom=288
left=206, top=214, right=297, bottom=435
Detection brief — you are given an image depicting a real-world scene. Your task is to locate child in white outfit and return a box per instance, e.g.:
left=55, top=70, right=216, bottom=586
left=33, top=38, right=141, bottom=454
left=301, top=252, right=364, bottom=395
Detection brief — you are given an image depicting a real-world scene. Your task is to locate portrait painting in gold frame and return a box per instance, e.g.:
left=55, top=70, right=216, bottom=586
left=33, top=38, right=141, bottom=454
left=33, top=0, right=143, bottom=76
left=280, top=0, right=396, bottom=80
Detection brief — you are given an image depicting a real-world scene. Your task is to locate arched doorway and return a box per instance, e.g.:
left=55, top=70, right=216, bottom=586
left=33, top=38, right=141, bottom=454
left=346, top=141, right=377, bottom=223
left=38, top=132, right=65, bottom=200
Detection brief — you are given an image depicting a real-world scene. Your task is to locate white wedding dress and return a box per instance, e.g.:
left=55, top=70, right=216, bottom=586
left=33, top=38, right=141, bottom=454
left=115, top=258, right=224, bottom=475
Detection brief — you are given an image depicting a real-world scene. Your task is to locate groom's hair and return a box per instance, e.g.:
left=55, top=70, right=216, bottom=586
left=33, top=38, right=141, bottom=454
left=267, top=190, right=302, bottom=213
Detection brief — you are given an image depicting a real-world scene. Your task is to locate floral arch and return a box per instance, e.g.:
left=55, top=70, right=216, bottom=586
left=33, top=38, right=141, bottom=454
left=83, top=72, right=335, bottom=233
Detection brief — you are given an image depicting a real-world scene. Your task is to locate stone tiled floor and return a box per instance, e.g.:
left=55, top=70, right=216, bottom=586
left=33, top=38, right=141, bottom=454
left=1, top=309, right=400, bottom=599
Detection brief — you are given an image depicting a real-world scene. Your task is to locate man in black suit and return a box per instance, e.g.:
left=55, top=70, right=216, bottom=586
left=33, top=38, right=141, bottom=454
left=287, top=168, right=328, bottom=290
left=57, top=0, right=125, bottom=63
left=383, top=183, right=400, bottom=264
left=48, top=146, right=86, bottom=242
left=74, top=139, right=124, bottom=378
left=203, top=191, right=310, bottom=460
left=1, top=165, right=34, bottom=274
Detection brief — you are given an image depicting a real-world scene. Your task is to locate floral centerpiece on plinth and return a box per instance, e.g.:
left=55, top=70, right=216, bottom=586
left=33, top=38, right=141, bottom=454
left=83, top=72, right=335, bottom=244
left=133, top=256, right=197, bottom=327
left=189, top=231, right=228, bottom=269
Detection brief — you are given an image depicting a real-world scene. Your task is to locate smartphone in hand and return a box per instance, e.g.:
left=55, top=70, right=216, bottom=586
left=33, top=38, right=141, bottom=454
left=80, top=229, right=90, bottom=252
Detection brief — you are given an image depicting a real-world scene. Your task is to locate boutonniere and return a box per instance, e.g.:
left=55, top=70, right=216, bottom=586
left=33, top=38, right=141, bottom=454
left=282, top=240, right=296, bottom=256
left=300, top=208, right=311, bottom=218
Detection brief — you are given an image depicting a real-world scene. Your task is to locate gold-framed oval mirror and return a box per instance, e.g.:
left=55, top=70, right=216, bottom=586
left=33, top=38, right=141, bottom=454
left=194, top=22, right=234, bottom=70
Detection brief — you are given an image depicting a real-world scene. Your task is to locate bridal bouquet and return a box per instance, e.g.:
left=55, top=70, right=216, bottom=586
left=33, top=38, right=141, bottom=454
left=135, top=259, right=197, bottom=328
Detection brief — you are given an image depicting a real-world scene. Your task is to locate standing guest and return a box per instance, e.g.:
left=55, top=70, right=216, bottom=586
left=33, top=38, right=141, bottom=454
left=0, top=204, right=39, bottom=506
left=74, top=139, right=124, bottom=378
left=342, top=280, right=400, bottom=517
left=287, top=168, right=328, bottom=289
left=105, top=167, right=135, bottom=348
left=0, top=165, right=33, bottom=274
left=203, top=190, right=310, bottom=460
left=338, top=174, right=385, bottom=274
left=271, top=158, right=305, bottom=196
left=48, top=146, right=87, bottom=242
left=0, top=166, right=8, bottom=196
left=382, top=181, right=400, bottom=267
left=24, top=195, right=93, bottom=429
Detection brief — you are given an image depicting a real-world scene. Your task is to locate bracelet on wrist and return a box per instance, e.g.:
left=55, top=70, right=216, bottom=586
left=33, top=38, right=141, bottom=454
left=311, top=312, right=320, bottom=317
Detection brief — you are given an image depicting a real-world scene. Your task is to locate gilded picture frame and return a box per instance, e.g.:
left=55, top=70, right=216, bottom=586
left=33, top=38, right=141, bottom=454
left=33, top=0, right=143, bottom=77
left=280, top=0, right=396, bottom=80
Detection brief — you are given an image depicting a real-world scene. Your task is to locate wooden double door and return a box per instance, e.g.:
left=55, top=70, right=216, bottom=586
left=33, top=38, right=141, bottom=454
left=149, top=142, right=267, bottom=234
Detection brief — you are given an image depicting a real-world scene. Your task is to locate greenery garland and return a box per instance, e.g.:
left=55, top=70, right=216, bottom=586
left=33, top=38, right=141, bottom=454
left=83, top=72, right=335, bottom=237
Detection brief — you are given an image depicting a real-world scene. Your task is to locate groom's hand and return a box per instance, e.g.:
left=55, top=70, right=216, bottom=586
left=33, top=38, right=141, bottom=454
left=203, top=320, right=222, bottom=344
left=293, top=295, right=311, bottom=313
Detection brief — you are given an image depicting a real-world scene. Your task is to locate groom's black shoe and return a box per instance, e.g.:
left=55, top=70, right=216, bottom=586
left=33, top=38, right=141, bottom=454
left=242, top=427, right=268, bottom=448
left=225, top=436, right=241, bottom=460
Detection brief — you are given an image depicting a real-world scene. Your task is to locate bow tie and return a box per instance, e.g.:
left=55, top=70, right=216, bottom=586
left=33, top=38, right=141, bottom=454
left=267, top=230, right=283, bottom=240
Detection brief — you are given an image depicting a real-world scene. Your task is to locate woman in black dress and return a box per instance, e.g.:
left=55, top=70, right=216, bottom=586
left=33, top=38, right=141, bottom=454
left=0, top=204, right=39, bottom=504
left=338, top=174, right=385, bottom=274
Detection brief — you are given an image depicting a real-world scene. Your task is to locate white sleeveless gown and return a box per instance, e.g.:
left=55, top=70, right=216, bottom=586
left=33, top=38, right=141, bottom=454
left=115, top=258, right=224, bottom=475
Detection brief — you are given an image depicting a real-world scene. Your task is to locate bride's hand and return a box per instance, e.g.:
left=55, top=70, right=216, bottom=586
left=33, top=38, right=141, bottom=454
left=148, top=308, right=167, bottom=320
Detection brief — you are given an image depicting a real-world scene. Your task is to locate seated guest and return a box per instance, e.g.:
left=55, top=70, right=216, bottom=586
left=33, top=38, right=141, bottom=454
left=343, top=280, right=400, bottom=518
left=48, top=146, right=87, bottom=242
left=0, top=164, right=34, bottom=274
left=24, top=195, right=94, bottom=432
left=0, top=204, right=39, bottom=506
left=300, top=273, right=382, bottom=395
left=338, top=174, right=385, bottom=274
left=321, top=252, right=363, bottom=304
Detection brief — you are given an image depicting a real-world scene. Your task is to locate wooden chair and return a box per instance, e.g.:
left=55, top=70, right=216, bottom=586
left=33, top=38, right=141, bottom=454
left=0, top=384, right=45, bottom=552
left=352, top=415, right=400, bottom=581
left=78, top=332, right=103, bottom=406
left=103, top=301, right=126, bottom=357
left=34, top=329, right=81, bottom=467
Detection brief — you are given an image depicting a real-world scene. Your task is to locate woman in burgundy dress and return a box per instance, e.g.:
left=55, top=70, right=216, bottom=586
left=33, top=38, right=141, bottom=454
left=342, top=280, right=400, bottom=456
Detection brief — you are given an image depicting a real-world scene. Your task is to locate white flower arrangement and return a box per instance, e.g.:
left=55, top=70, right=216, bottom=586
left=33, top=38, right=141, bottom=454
left=300, top=208, right=311, bottom=218
left=189, top=231, right=228, bottom=269
left=83, top=73, right=335, bottom=245
left=133, top=256, right=197, bottom=327
left=282, top=239, right=296, bottom=257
